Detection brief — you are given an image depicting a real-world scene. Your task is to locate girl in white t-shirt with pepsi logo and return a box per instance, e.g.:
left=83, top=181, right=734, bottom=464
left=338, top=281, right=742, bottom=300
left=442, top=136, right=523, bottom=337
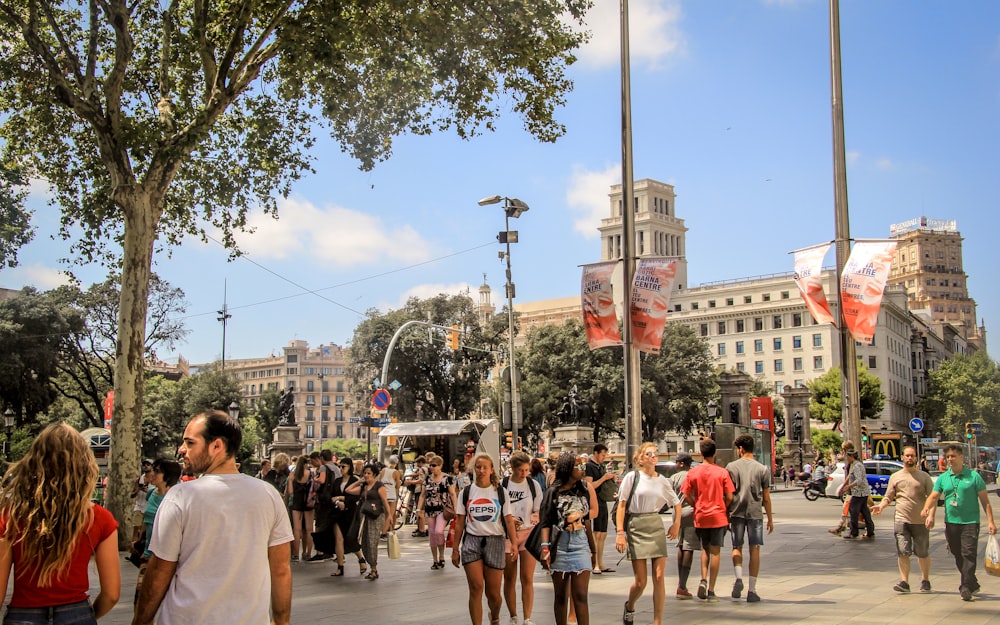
left=452, top=453, right=519, bottom=625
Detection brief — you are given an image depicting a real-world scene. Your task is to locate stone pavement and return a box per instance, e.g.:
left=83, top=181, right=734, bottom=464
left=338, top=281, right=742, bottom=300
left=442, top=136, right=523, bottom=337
left=93, top=489, right=1000, bottom=624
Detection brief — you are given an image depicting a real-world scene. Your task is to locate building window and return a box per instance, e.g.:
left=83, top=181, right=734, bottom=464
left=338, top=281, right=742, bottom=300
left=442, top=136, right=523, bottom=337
left=718, top=321, right=727, bottom=334
left=793, top=335, right=802, bottom=349
left=322, top=380, right=330, bottom=392
left=717, top=343, right=726, bottom=356
left=306, top=394, right=316, bottom=406
left=306, top=380, right=315, bottom=392
left=868, top=356, right=877, bottom=369
left=774, top=359, right=783, bottom=372
left=700, top=323, right=709, bottom=337
left=793, top=357, right=803, bottom=371
left=726, top=298, right=734, bottom=306
left=754, top=317, right=763, bottom=331
left=321, top=424, right=329, bottom=438
left=736, top=341, right=745, bottom=354
left=763, top=294, right=771, bottom=302
left=336, top=410, right=344, bottom=421
left=306, top=424, right=314, bottom=438
left=335, top=395, right=345, bottom=405
left=744, top=296, right=752, bottom=304
left=812, top=333, right=822, bottom=347
left=792, top=313, right=803, bottom=327
left=754, top=339, right=763, bottom=352
left=775, top=382, right=785, bottom=394
left=337, top=381, right=344, bottom=392
left=321, top=395, right=330, bottom=406
left=708, top=300, right=716, bottom=308
left=321, top=410, right=329, bottom=421
left=755, top=361, right=764, bottom=374
left=692, top=302, right=700, bottom=310
left=781, top=291, right=790, bottom=299
left=336, top=425, right=343, bottom=438
left=814, top=356, right=823, bottom=369
left=286, top=368, right=297, bottom=375
left=773, top=337, right=782, bottom=350
left=736, top=319, right=745, bottom=333
left=305, top=410, right=314, bottom=421
left=773, top=315, right=783, bottom=329
left=287, top=355, right=298, bottom=363
left=736, top=362, right=746, bottom=372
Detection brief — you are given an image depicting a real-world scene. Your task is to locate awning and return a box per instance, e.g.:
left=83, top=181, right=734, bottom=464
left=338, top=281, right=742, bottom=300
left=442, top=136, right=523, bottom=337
left=378, top=419, right=493, bottom=438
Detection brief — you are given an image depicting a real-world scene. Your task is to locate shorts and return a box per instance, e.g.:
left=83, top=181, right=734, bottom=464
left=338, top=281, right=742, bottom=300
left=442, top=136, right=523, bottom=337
left=460, top=534, right=507, bottom=569
left=550, top=528, right=593, bottom=574
left=3, top=600, right=96, bottom=625
left=730, top=518, right=765, bottom=548
left=592, top=500, right=609, bottom=533
left=506, top=526, right=533, bottom=554
left=695, top=526, right=727, bottom=549
left=894, top=521, right=930, bottom=558
left=678, top=513, right=700, bottom=552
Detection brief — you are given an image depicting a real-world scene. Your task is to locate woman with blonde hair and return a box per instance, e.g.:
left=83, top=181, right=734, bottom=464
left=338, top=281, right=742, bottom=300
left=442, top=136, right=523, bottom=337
left=615, top=442, right=681, bottom=625
left=286, top=454, right=315, bottom=560
left=0, top=423, right=120, bottom=623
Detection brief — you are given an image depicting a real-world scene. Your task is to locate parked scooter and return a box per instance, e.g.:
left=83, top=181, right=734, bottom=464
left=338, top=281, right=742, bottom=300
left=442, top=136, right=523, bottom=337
left=802, top=476, right=828, bottom=501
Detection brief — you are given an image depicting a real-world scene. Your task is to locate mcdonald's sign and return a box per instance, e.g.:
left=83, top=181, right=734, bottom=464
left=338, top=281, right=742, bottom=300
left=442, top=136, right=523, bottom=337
left=870, top=431, right=901, bottom=460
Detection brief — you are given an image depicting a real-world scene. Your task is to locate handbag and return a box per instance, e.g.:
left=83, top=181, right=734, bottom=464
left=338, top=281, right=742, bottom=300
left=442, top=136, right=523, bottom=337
left=525, top=523, right=560, bottom=568
left=986, top=535, right=1000, bottom=577
left=387, top=531, right=401, bottom=559
left=442, top=493, right=456, bottom=522
left=596, top=477, right=617, bottom=503
left=360, top=485, right=384, bottom=519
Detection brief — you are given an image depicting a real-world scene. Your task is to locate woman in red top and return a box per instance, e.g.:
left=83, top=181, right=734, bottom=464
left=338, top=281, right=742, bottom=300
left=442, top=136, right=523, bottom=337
left=0, top=423, right=120, bottom=623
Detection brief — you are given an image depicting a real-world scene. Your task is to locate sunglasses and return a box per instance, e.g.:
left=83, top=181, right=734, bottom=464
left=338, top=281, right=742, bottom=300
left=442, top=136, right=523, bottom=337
left=643, top=451, right=658, bottom=458
left=575, top=462, right=587, bottom=471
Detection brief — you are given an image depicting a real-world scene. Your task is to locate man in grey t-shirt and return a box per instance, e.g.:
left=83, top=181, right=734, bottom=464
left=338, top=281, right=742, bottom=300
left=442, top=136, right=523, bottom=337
left=726, top=434, right=773, bottom=603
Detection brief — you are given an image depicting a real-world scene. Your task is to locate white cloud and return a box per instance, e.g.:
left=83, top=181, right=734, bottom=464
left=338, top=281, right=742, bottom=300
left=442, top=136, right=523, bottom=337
left=234, top=197, right=434, bottom=267
left=0, top=264, right=72, bottom=290
left=394, top=282, right=473, bottom=308
left=574, top=0, right=686, bottom=70
left=846, top=151, right=861, bottom=167
left=875, top=157, right=894, bottom=171
left=566, top=163, right=620, bottom=238
left=26, top=178, right=53, bottom=199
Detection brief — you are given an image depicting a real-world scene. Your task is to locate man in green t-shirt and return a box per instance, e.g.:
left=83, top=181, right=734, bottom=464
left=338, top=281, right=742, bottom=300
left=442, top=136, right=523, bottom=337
left=921, top=443, right=996, bottom=601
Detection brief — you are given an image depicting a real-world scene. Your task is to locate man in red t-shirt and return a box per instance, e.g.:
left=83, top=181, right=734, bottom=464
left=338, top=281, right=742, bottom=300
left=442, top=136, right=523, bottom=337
left=681, top=439, right=734, bottom=602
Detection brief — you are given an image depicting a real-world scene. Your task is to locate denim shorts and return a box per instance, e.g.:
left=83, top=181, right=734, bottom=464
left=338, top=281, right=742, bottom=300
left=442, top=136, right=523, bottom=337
left=550, top=528, right=592, bottom=574
left=4, top=600, right=96, bottom=625
left=730, top=518, right=765, bottom=548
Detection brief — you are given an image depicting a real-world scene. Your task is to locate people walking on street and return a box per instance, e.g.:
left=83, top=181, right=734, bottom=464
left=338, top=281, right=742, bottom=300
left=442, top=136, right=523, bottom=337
left=585, top=443, right=618, bottom=574
left=133, top=458, right=181, bottom=604
left=406, top=455, right=430, bottom=537
left=838, top=449, right=874, bottom=540
left=0, top=423, right=121, bottom=624
left=346, top=464, right=392, bottom=581
left=668, top=452, right=700, bottom=599
left=418, top=456, right=457, bottom=570
left=726, top=434, right=774, bottom=603
left=451, top=453, right=518, bottom=625
left=329, top=456, right=367, bottom=577
left=309, top=450, right=340, bottom=561
left=380, top=455, right=403, bottom=538
left=134, top=410, right=292, bottom=625
left=286, top=454, right=316, bottom=560
left=615, top=442, right=681, bottom=625
left=130, top=459, right=153, bottom=551
left=502, top=451, right=542, bottom=625
left=872, top=446, right=934, bottom=593
left=681, top=439, right=734, bottom=603
left=921, top=443, right=996, bottom=601
left=538, top=452, right=596, bottom=625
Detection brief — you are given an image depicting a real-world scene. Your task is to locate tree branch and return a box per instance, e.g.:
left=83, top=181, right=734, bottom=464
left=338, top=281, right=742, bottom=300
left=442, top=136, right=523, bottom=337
left=191, top=0, right=217, bottom=97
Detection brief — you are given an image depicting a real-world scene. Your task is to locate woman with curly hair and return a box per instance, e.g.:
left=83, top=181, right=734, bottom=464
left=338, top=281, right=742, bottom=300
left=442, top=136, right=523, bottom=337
left=537, top=452, right=597, bottom=625
left=0, top=423, right=121, bottom=623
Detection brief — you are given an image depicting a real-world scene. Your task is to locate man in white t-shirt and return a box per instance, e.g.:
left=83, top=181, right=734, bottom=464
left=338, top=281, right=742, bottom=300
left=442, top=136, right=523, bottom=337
left=134, top=410, right=294, bottom=625
left=502, top=451, right=542, bottom=625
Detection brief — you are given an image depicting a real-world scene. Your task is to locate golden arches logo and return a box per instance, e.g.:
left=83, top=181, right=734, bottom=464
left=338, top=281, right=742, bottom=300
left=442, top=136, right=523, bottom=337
left=873, top=438, right=899, bottom=459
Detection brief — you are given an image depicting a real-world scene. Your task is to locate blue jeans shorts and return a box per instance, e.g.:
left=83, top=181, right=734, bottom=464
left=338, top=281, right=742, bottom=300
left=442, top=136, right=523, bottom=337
left=4, top=600, right=96, bottom=625
left=729, top=517, right=765, bottom=548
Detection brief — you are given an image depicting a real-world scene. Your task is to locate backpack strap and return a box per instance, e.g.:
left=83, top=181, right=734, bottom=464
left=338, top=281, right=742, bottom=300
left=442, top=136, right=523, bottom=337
left=622, top=470, right=641, bottom=537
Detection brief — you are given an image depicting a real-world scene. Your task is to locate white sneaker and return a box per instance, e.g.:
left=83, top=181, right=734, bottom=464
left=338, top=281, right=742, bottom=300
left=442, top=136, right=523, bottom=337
left=523, top=620, right=536, bottom=625
left=508, top=617, right=519, bottom=625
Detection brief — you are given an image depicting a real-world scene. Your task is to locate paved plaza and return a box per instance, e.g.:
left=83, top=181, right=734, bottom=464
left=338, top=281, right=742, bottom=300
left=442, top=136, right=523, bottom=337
left=83, top=488, right=1000, bottom=624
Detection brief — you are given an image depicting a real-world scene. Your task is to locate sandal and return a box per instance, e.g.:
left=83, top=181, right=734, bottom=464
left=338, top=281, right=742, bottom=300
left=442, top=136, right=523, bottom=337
left=365, top=569, right=379, bottom=580
left=431, top=561, right=441, bottom=570
left=359, top=558, right=368, bottom=574
left=330, top=565, right=344, bottom=577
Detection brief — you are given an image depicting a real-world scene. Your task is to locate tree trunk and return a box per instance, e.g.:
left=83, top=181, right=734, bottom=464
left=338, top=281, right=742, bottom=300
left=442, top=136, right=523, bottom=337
left=106, top=193, right=158, bottom=549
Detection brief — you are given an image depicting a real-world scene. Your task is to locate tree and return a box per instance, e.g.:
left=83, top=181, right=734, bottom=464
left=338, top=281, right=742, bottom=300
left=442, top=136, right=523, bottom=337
left=919, top=351, right=1000, bottom=444
left=347, top=293, right=502, bottom=422
left=0, top=0, right=589, bottom=533
left=810, top=428, right=843, bottom=461
left=639, top=324, right=717, bottom=441
left=0, top=164, right=32, bottom=268
left=50, top=275, right=188, bottom=428
left=808, top=366, right=885, bottom=426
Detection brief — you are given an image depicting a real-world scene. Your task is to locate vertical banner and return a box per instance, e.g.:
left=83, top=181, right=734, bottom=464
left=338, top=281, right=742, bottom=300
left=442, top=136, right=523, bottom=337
left=630, top=257, right=678, bottom=354
left=581, top=262, right=622, bottom=350
left=792, top=243, right=835, bottom=325
left=841, top=240, right=898, bottom=345
left=103, top=390, right=114, bottom=429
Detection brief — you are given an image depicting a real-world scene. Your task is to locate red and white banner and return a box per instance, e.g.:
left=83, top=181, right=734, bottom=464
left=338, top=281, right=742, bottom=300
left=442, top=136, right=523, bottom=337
left=581, top=262, right=621, bottom=350
left=630, top=257, right=678, bottom=354
left=841, top=240, right=897, bottom=345
left=792, top=243, right=835, bottom=326
left=104, top=390, right=114, bottom=429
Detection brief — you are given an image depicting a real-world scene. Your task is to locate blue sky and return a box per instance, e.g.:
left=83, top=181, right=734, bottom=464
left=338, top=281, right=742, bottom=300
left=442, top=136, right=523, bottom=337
left=4, top=0, right=999, bottom=364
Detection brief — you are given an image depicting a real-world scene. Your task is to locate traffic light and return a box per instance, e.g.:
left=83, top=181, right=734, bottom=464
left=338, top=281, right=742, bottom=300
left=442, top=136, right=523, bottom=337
left=966, top=422, right=974, bottom=440
left=729, top=402, right=740, bottom=424
left=446, top=325, right=460, bottom=351
left=861, top=425, right=868, bottom=442
left=505, top=431, right=513, bottom=449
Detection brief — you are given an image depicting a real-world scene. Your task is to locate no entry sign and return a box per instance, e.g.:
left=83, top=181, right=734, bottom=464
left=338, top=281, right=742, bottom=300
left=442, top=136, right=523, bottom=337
left=372, top=389, right=391, bottom=410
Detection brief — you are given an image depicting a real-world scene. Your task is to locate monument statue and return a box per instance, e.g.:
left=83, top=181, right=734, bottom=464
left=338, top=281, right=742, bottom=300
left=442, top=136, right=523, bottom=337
left=277, top=388, right=296, bottom=425
left=550, top=384, right=592, bottom=428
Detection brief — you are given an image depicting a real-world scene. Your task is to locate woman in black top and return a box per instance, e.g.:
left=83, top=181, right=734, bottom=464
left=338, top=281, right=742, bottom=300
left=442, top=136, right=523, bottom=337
left=329, top=457, right=367, bottom=576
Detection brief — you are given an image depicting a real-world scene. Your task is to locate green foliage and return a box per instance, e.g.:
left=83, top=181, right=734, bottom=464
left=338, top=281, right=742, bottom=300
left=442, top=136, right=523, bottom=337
left=0, top=164, right=32, bottom=268
left=324, top=438, right=368, bottom=463
left=919, top=351, right=1000, bottom=444
left=810, top=428, right=843, bottom=460
left=808, top=366, right=885, bottom=424
left=640, top=324, right=718, bottom=441
left=141, top=374, right=186, bottom=459
left=347, top=293, right=500, bottom=421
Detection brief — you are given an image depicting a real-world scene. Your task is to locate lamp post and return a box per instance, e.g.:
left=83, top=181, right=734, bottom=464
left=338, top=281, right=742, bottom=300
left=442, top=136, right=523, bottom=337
left=793, top=411, right=804, bottom=473
left=704, top=400, right=719, bottom=441
left=3, top=408, right=13, bottom=461
left=228, top=400, right=240, bottom=421
left=478, top=194, right=529, bottom=451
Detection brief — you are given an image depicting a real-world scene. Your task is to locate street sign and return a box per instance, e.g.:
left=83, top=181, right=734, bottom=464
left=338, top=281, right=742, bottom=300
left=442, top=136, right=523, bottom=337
left=375, top=418, right=390, bottom=427
left=971, top=422, right=984, bottom=436
left=389, top=380, right=402, bottom=391
left=349, top=417, right=362, bottom=423
left=372, top=389, right=391, bottom=410
left=920, top=437, right=937, bottom=444
left=908, top=418, right=924, bottom=433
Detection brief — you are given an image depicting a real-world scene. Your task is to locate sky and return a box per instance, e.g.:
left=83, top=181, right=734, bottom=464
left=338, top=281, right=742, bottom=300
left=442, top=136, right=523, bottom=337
left=3, top=0, right=999, bottom=366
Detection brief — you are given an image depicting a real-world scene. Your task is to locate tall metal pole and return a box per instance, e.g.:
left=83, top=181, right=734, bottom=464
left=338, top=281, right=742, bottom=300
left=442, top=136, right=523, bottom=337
left=828, top=0, right=862, bottom=449
left=504, top=203, right=521, bottom=451
left=620, top=0, right=641, bottom=465
left=217, top=280, right=232, bottom=371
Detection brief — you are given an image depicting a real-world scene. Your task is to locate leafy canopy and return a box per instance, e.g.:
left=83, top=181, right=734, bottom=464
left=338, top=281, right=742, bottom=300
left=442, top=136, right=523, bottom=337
left=808, top=365, right=885, bottom=425
left=919, top=351, right=1000, bottom=444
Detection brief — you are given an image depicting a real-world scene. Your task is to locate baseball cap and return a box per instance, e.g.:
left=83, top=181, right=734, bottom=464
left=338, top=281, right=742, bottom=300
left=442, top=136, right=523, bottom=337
left=142, top=458, right=153, bottom=465
left=674, top=452, right=693, bottom=465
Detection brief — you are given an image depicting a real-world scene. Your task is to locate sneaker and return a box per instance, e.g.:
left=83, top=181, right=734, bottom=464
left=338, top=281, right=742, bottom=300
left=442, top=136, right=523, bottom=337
left=306, top=553, right=328, bottom=562
left=509, top=617, right=519, bottom=625
left=697, top=579, right=709, bottom=600
left=746, top=591, right=760, bottom=603
left=523, top=620, right=536, bottom=625
left=960, top=588, right=973, bottom=602
left=920, top=580, right=932, bottom=593
left=706, top=591, right=719, bottom=603
left=622, top=602, right=634, bottom=625
left=893, top=581, right=910, bottom=593
left=732, top=578, right=744, bottom=599
left=676, top=587, right=693, bottom=600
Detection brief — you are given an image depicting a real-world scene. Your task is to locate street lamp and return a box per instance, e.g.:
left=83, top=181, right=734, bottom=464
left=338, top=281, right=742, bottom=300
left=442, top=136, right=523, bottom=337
left=478, top=194, right=530, bottom=451
left=793, top=411, right=804, bottom=472
left=228, top=400, right=240, bottom=421
left=3, top=408, right=14, bottom=461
